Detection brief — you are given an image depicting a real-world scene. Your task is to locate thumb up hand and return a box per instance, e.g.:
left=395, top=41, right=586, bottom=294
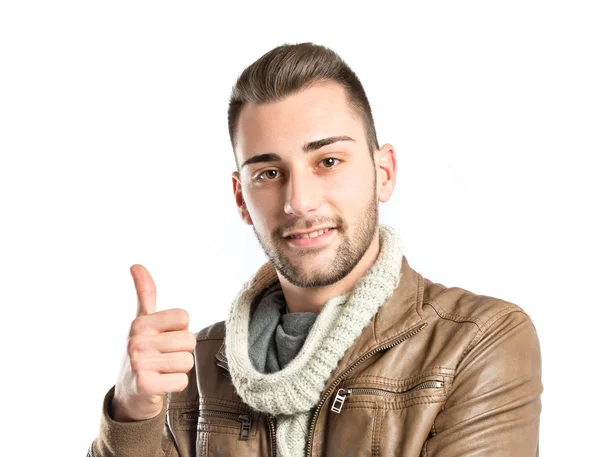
left=112, top=265, right=196, bottom=422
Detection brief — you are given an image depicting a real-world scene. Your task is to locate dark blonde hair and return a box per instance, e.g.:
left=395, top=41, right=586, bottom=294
left=227, top=42, right=379, bottom=165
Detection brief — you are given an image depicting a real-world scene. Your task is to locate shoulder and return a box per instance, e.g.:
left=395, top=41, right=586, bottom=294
left=422, top=277, right=533, bottom=335
left=419, top=277, right=541, bottom=383
left=193, top=321, right=229, bottom=383
left=196, top=320, right=226, bottom=341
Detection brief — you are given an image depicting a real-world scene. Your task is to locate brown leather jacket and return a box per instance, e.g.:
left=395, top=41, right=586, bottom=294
left=90, top=257, right=542, bottom=456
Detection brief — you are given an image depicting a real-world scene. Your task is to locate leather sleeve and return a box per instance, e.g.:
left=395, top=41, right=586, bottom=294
left=87, top=386, right=179, bottom=457
left=422, top=310, right=543, bottom=456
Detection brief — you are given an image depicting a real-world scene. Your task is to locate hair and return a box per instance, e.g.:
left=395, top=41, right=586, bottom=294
left=227, top=42, right=379, bottom=167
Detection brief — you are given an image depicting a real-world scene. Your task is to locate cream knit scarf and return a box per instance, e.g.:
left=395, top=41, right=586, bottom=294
left=225, top=225, right=403, bottom=457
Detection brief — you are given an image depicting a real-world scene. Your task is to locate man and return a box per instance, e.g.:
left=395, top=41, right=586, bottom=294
left=89, top=42, right=542, bottom=457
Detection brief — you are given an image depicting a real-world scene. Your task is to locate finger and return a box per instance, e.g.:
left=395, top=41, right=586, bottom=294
left=128, top=330, right=196, bottom=355
left=130, top=264, right=157, bottom=317
left=154, top=330, right=197, bottom=353
left=130, top=308, right=190, bottom=335
left=133, top=352, right=194, bottom=374
left=137, top=372, right=189, bottom=397
left=156, top=373, right=190, bottom=393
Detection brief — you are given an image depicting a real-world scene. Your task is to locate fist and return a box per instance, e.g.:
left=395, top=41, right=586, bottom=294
left=112, top=264, right=196, bottom=422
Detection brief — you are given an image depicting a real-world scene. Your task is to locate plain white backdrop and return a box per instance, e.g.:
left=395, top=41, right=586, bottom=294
left=1, top=1, right=598, bottom=455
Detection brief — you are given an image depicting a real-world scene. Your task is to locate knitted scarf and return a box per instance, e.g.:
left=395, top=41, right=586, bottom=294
left=225, top=225, right=403, bottom=457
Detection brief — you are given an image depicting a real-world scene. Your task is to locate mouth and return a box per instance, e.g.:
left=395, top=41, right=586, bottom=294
left=285, top=227, right=334, bottom=239
left=284, top=227, right=336, bottom=248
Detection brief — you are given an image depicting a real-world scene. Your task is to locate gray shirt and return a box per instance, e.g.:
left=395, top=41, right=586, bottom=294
left=248, top=281, right=318, bottom=373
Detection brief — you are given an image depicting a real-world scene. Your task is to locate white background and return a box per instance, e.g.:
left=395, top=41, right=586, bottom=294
left=1, top=1, right=598, bottom=455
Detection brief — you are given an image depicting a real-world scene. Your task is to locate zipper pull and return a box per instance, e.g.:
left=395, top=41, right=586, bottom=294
left=331, top=388, right=352, bottom=413
left=238, top=414, right=252, bottom=440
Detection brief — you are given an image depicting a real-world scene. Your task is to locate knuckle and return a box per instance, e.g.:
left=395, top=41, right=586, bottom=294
left=127, top=336, right=144, bottom=356
left=129, top=356, right=147, bottom=373
left=126, top=338, right=135, bottom=355
left=130, top=318, right=147, bottom=335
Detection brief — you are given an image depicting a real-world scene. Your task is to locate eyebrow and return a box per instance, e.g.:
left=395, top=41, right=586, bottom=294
left=303, top=135, right=355, bottom=153
left=240, top=135, right=355, bottom=169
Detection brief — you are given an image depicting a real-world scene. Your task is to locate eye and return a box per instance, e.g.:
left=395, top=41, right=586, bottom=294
left=257, top=169, right=281, bottom=180
left=321, top=157, right=340, bottom=168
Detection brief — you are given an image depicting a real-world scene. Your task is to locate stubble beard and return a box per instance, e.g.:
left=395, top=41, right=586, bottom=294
left=251, top=185, right=379, bottom=289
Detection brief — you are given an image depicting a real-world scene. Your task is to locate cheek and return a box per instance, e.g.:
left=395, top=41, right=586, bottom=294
left=329, top=165, right=375, bottom=206
left=247, top=192, right=281, bottom=228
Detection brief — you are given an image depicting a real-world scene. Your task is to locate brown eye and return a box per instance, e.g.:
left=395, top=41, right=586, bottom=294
left=322, top=158, right=339, bottom=168
left=258, top=169, right=280, bottom=180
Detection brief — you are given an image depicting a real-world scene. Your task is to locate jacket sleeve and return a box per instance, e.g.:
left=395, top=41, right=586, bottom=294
left=422, top=310, right=543, bottom=457
left=87, top=386, right=179, bottom=457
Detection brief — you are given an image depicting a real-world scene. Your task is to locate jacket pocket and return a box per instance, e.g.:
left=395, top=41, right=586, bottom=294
left=194, top=403, right=264, bottom=457
left=330, top=379, right=445, bottom=413
left=193, top=410, right=252, bottom=440
left=324, top=375, right=449, bottom=457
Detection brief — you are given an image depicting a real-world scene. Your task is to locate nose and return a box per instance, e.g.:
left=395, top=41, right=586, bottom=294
left=283, top=168, right=322, bottom=217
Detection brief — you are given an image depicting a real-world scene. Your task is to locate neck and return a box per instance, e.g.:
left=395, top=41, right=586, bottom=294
left=278, top=231, right=381, bottom=313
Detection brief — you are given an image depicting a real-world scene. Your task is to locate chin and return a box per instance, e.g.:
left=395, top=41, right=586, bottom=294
left=283, top=262, right=346, bottom=288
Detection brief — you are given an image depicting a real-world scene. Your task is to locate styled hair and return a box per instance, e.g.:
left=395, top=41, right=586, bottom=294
left=227, top=42, right=379, bottom=166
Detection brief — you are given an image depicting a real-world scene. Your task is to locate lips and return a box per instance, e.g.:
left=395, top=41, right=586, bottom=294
left=284, top=227, right=336, bottom=248
left=286, top=227, right=333, bottom=239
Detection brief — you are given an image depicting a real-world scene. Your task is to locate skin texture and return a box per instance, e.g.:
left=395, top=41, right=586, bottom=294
left=232, top=80, right=397, bottom=313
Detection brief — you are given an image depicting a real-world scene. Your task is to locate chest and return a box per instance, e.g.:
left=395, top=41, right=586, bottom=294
left=168, top=350, right=455, bottom=456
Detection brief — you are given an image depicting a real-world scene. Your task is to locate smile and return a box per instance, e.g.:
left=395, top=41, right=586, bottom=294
left=285, top=227, right=336, bottom=248
left=287, top=228, right=333, bottom=239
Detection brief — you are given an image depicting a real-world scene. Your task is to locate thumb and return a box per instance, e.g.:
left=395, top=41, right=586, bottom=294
left=130, top=264, right=157, bottom=317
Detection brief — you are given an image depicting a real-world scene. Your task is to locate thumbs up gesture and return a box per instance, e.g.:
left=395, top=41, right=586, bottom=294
left=111, top=265, right=196, bottom=422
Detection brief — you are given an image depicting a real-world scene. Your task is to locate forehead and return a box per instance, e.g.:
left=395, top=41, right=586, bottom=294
left=235, top=81, right=365, bottom=158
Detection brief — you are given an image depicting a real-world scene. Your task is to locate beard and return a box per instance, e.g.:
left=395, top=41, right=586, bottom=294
left=251, top=181, right=379, bottom=288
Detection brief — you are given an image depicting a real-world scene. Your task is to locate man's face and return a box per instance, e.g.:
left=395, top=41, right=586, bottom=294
left=233, top=81, right=381, bottom=288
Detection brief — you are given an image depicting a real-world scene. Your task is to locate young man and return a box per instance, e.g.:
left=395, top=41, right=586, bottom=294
left=89, top=43, right=542, bottom=457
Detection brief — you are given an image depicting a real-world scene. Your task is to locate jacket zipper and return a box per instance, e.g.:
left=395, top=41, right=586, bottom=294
left=330, top=380, right=443, bottom=413
left=267, top=414, right=277, bottom=456
left=185, top=410, right=252, bottom=440
left=305, top=322, right=428, bottom=457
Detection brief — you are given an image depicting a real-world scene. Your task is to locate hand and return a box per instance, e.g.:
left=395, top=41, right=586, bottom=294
left=111, top=264, right=196, bottom=422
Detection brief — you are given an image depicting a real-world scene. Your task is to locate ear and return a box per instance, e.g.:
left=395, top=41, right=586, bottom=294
left=374, top=143, right=397, bottom=203
left=232, top=171, right=253, bottom=225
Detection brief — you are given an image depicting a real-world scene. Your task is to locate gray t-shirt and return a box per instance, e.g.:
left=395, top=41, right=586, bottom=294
left=248, top=282, right=317, bottom=373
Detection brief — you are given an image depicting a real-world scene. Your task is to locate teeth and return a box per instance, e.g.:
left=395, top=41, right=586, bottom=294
left=290, top=228, right=331, bottom=239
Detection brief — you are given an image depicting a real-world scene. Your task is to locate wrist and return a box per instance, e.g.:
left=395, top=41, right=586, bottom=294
left=110, top=393, right=164, bottom=422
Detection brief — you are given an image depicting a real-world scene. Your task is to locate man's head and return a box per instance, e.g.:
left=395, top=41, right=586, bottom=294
left=228, top=42, right=380, bottom=163
left=229, top=43, right=396, bottom=288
